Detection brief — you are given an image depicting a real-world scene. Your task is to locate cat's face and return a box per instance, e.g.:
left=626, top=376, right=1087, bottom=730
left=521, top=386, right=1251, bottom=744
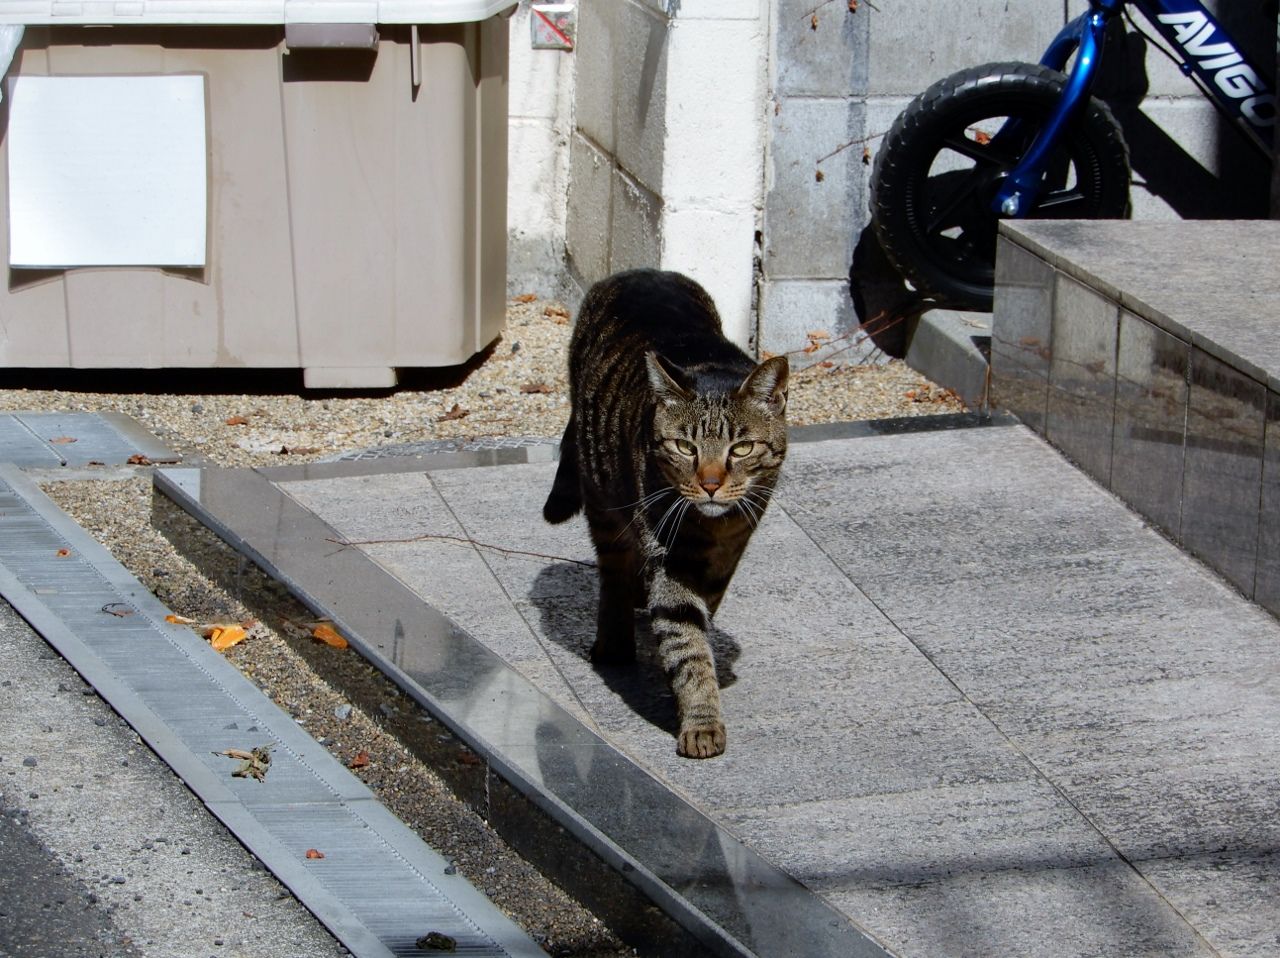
left=646, top=353, right=789, bottom=518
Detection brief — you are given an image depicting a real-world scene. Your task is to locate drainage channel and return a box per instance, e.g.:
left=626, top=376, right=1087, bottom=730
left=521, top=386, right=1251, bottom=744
left=0, top=463, right=545, bottom=958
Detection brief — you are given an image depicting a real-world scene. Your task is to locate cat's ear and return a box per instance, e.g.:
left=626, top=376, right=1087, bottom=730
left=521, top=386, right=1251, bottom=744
left=645, top=352, right=694, bottom=405
left=738, top=355, right=789, bottom=414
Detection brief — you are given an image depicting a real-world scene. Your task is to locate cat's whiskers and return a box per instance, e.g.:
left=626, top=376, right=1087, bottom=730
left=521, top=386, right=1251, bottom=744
left=735, top=485, right=774, bottom=529
left=654, top=495, right=689, bottom=547
left=611, top=487, right=676, bottom=512
left=612, top=486, right=676, bottom=543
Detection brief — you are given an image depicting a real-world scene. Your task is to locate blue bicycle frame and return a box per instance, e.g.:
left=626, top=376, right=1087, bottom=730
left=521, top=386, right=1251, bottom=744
left=991, top=0, right=1277, bottom=217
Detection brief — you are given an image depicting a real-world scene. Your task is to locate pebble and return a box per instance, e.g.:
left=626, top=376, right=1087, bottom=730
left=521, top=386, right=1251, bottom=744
left=333, top=704, right=352, bottom=721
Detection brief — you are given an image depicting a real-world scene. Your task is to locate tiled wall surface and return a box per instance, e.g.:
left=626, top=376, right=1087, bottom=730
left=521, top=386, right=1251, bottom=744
left=991, top=231, right=1280, bottom=616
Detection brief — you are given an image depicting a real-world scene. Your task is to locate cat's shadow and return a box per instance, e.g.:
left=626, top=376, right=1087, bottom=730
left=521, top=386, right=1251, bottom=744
left=529, top=563, right=741, bottom=736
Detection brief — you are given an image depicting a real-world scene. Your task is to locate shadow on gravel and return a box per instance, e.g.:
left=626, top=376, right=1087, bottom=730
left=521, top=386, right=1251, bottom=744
left=2, top=341, right=497, bottom=398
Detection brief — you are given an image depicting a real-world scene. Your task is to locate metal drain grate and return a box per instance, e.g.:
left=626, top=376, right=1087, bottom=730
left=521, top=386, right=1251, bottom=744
left=0, top=464, right=544, bottom=958
left=0, top=411, right=180, bottom=468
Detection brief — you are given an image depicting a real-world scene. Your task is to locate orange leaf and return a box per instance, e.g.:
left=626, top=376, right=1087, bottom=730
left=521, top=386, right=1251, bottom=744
left=520, top=382, right=552, bottom=394
left=349, top=751, right=370, bottom=769
left=166, top=614, right=196, bottom=624
left=225, top=415, right=249, bottom=426
left=311, top=623, right=349, bottom=649
left=513, top=293, right=537, bottom=303
left=973, top=130, right=992, bottom=146
left=543, top=304, right=570, bottom=320
left=305, top=848, right=325, bottom=860
left=55, top=548, right=71, bottom=558
left=438, top=403, right=469, bottom=423
left=209, top=626, right=248, bottom=652
left=127, top=454, right=153, bottom=466
left=49, top=436, right=78, bottom=444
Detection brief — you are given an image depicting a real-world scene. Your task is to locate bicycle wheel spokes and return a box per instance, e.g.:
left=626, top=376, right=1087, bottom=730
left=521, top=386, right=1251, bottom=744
left=870, top=62, right=1129, bottom=310
left=923, top=171, right=989, bottom=236
left=1036, top=187, right=1092, bottom=214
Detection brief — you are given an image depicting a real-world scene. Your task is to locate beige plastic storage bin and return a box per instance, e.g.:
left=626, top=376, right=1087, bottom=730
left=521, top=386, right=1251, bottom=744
left=0, top=2, right=512, bottom=388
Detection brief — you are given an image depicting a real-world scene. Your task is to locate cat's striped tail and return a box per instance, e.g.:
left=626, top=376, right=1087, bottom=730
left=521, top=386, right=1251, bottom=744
left=543, top=416, right=582, bottom=524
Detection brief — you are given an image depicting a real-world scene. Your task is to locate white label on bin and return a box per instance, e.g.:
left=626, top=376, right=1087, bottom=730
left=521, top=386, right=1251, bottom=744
left=8, top=74, right=208, bottom=268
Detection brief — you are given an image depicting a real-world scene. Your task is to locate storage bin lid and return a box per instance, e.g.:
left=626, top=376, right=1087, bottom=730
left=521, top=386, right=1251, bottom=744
left=0, top=0, right=514, bottom=25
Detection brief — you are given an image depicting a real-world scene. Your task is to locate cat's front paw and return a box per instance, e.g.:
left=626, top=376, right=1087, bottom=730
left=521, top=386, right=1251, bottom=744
left=677, top=721, right=726, bottom=759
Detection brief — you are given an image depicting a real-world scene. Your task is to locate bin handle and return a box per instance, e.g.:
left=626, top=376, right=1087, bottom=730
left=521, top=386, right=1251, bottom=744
left=410, top=24, right=421, bottom=91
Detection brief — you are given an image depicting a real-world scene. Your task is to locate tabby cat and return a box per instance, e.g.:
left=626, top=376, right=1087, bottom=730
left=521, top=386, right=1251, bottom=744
left=543, top=269, right=788, bottom=759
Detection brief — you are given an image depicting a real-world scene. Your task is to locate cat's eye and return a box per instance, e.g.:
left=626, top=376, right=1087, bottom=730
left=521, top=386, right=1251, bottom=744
left=672, top=439, right=697, bottom=457
left=729, top=441, right=756, bottom=458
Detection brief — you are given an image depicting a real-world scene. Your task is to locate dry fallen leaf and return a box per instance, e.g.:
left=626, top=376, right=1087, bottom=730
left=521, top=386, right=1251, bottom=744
left=974, top=129, right=992, bottom=146
left=225, top=415, right=249, bottom=426
left=49, top=436, right=78, bottom=444
left=165, top=614, right=196, bottom=625
left=305, top=848, right=325, bottom=860
left=438, top=403, right=469, bottom=423
left=349, top=751, right=371, bottom=769
left=416, top=931, right=457, bottom=952
left=55, top=548, right=71, bottom=558
left=513, top=293, right=537, bottom=303
left=543, top=304, right=570, bottom=322
left=127, top=454, right=153, bottom=466
left=216, top=744, right=272, bottom=782
left=311, top=623, right=349, bottom=649
left=815, top=169, right=825, bottom=183
left=206, top=625, right=248, bottom=652
left=519, top=381, right=552, bottom=394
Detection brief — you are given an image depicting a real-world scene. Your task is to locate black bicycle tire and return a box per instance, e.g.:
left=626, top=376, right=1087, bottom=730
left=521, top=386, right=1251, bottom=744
left=870, top=61, right=1130, bottom=311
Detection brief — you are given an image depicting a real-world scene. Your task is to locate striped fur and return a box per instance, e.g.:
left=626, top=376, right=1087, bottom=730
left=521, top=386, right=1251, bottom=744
left=544, top=269, right=788, bottom=758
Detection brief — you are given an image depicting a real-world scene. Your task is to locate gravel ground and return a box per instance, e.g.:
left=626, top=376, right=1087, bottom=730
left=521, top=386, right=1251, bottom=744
left=1, top=294, right=964, bottom=956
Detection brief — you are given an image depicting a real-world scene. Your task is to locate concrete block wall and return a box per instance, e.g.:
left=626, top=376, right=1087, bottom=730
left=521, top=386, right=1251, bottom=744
left=758, top=0, right=1063, bottom=357
left=511, top=0, right=1275, bottom=356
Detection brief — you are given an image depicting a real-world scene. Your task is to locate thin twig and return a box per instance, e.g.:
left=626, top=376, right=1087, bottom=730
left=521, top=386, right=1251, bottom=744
left=815, top=130, right=887, bottom=166
left=325, top=533, right=596, bottom=569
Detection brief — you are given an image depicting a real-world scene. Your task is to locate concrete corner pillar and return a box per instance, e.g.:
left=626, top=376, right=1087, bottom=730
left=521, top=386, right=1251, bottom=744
left=566, top=0, right=767, bottom=350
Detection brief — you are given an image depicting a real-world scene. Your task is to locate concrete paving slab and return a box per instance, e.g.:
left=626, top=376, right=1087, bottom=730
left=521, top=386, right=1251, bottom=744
left=167, top=419, right=1280, bottom=957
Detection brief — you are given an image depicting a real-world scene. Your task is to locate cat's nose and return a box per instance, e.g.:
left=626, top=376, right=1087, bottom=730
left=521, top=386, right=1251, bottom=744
left=700, top=477, right=722, bottom=494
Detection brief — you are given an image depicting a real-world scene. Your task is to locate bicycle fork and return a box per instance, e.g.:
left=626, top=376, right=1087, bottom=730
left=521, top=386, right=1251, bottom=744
left=991, top=0, right=1122, bottom=217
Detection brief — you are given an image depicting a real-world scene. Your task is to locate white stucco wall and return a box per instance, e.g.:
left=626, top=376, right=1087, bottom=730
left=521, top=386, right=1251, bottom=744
left=563, top=0, right=768, bottom=349
left=506, top=1, right=576, bottom=298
